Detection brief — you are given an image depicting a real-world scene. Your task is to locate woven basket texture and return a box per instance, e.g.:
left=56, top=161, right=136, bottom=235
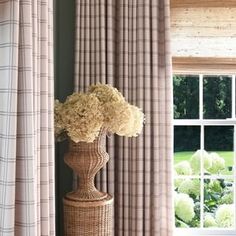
left=63, top=128, right=113, bottom=236
left=64, top=196, right=113, bottom=236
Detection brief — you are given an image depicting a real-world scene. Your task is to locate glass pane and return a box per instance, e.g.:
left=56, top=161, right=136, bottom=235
left=204, top=178, right=235, bottom=228
left=235, top=76, right=236, bottom=117
left=203, top=75, right=232, bottom=119
left=175, top=178, right=201, bottom=228
left=204, top=126, right=234, bottom=175
left=174, top=126, right=200, bottom=175
left=173, top=75, right=199, bottom=119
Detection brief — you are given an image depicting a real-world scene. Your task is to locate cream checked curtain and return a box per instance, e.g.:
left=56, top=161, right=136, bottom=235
left=0, top=1, right=55, bottom=236
left=74, top=0, right=174, bottom=235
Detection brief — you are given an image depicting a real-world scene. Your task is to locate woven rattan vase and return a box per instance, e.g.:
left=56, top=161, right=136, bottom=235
left=63, top=128, right=113, bottom=236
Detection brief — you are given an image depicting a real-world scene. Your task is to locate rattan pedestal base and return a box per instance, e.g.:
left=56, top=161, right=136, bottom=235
left=63, top=195, right=113, bottom=236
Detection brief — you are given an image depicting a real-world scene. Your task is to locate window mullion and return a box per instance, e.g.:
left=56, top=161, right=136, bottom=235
left=199, top=74, right=204, bottom=229
left=175, top=175, right=235, bottom=179
left=173, top=119, right=236, bottom=126
left=200, top=124, right=204, bottom=229
left=200, top=74, right=204, bottom=229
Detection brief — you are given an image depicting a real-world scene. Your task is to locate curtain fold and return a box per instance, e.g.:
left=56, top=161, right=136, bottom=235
left=0, top=1, right=55, bottom=235
left=74, top=0, right=173, bottom=235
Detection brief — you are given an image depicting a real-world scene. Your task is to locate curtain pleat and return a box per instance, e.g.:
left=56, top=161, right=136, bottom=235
left=74, top=0, right=173, bottom=235
left=0, top=1, right=55, bottom=235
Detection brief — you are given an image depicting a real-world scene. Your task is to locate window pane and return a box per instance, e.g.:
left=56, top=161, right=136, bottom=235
left=204, top=126, right=234, bottom=176
left=204, top=178, right=235, bottom=228
left=235, top=76, right=236, bottom=117
left=174, top=126, right=200, bottom=175
left=175, top=178, right=201, bottom=228
left=203, top=75, right=232, bottom=119
left=174, top=75, right=199, bottom=119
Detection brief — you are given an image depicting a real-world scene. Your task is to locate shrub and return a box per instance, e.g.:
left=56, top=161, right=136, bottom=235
left=174, top=150, right=234, bottom=228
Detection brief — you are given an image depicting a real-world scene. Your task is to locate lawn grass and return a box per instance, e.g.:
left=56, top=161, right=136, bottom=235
left=174, top=151, right=234, bottom=175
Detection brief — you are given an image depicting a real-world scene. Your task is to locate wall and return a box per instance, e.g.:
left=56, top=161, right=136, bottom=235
left=54, top=0, right=75, bottom=235
left=171, top=0, right=236, bottom=73
left=171, top=7, right=236, bottom=57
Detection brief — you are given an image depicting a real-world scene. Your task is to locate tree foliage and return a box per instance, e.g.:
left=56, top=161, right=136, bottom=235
left=174, top=75, right=232, bottom=152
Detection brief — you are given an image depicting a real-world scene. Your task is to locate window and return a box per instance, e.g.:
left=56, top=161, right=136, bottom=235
left=173, top=74, right=236, bottom=236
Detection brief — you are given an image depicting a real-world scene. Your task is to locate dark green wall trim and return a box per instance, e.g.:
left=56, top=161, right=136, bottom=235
left=54, top=0, right=76, bottom=235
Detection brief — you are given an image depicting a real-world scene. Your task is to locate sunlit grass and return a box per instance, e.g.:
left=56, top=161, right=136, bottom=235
left=174, top=151, right=234, bottom=175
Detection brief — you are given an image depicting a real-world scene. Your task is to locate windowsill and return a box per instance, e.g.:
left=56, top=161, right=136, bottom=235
left=174, top=228, right=236, bottom=236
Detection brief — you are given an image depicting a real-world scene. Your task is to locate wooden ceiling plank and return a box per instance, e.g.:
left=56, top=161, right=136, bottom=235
left=171, top=0, right=236, bottom=8
left=172, top=57, right=236, bottom=74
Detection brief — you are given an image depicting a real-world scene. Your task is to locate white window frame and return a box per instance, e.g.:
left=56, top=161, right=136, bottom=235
left=173, top=74, right=236, bottom=236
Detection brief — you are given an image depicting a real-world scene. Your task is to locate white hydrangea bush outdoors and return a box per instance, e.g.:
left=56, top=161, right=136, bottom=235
left=175, top=161, right=192, bottom=175
left=174, top=150, right=234, bottom=228
left=175, top=193, right=195, bottom=224
left=215, top=204, right=234, bottom=228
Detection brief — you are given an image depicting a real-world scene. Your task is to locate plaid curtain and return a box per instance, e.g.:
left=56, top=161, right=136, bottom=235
left=74, top=0, right=174, bottom=235
left=0, top=1, right=55, bottom=235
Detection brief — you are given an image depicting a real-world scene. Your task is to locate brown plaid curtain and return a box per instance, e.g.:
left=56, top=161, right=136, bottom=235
left=0, top=1, right=55, bottom=235
left=74, top=0, right=173, bottom=235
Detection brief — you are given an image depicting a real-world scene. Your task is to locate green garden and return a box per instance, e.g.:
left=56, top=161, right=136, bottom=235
left=173, top=75, right=235, bottom=228
left=174, top=150, right=234, bottom=228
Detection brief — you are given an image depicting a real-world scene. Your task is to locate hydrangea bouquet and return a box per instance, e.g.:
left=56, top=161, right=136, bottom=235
left=54, top=84, right=144, bottom=143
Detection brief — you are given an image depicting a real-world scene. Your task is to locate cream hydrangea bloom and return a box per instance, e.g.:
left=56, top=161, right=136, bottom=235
left=175, top=161, right=192, bottom=175
left=178, top=179, right=200, bottom=197
left=61, top=93, right=103, bottom=143
left=204, top=214, right=217, bottom=227
left=88, top=83, right=125, bottom=104
left=54, top=99, right=65, bottom=138
left=102, top=101, right=133, bottom=134
left=116, top=105, right=144, bottom=137
left=175, top=193, right=195, bottom=223
left=89, top=84, right=144, bottom=137
left=54, top=84, right=145, bottom=143
left=215, top=204, right=234, bottom=228
left=207, top=152, right=225, bottom=174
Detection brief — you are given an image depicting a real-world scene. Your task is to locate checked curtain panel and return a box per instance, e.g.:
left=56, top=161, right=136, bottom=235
left=0, top=1, right=55, bottom=236
left=74, top=0, right=174, bottom=235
